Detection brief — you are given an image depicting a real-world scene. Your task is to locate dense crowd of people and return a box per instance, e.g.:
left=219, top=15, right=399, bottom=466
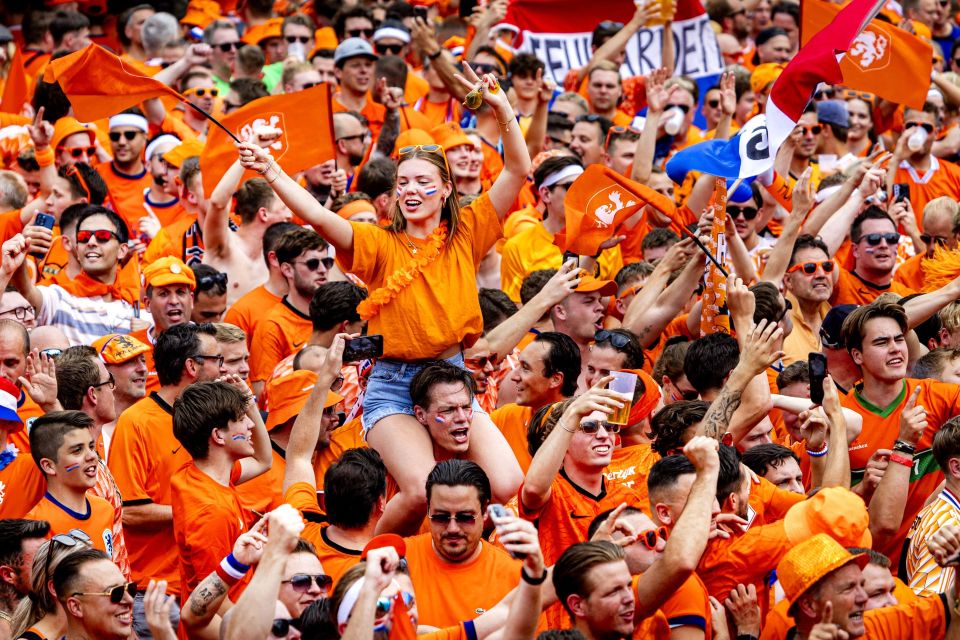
left=5, top=0, right=960, bottom=638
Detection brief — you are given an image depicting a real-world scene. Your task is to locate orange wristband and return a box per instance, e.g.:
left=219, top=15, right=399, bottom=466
left=34, top=146, right=54, bottom=168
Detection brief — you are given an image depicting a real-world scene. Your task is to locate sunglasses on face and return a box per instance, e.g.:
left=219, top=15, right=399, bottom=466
left=727, top=205, right=759, bottom=220
left=298, top=81, right=319, bottom=90
left=109, top=130, right=141, bottom=142
left=270, top=617, right=301, bottom=638
left=797, top=124, right=822, bottom=136
left=76, top=229, right=119, bottom=244
left=470, top=62, right=501, bottom=76
left=637, top=526, right=669, bottom=549
left=184, top=87, right=219, bottom=98
left=376, top=43, right=405, bottom=55
left=814, top=88, right=835, bottom=100
left=787, top=260, right=835, bottom=275
left=282, top=573, right=333, bottom=593
left=197, top=272, right=228, bottom=290
left=707, top=98, right=720, bottom=109
left=286, top=35, right=311, bottom=44
left=60, top=146, right=95, bottom=158
left=672, top=386, right=700, bottom=402
left=905, top=121, right=935, bottom=134
left=375, top=592, right=415, bottom=620
left=295, top=257, right=335, bottom=271
left=73, top=581, right=137, bottom=604
left=594, top=330, right=631, bottom=349
left=921, top=233, right=950, bottom=245
left=860, top=232, right=900, bottom=246
left=217, top=41, right=239, bottom=52
left=668, top=103, right=691, bottom=114
left=776, top=297, right=793, bottom=323
left=428, top=512, right=477, bottom=524
left=579, top=419, right=621, bottom=434
left=465, top=354, right=498, bottom=369
left=347, top=28, right=375, bottom=38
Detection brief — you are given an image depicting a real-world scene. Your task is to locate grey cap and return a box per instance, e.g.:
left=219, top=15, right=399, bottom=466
left=817, top=100, right=849, bottom=129
left=0, top=25, right=13, bottom=44
left=334, top=37, right=378, bottom=67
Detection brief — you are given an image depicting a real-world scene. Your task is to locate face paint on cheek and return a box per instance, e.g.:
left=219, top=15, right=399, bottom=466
left=65, top=463, right=80, bottom=472
left=865, top=247, right=876, bottom=254
left=232, top=434, right=248, bottom=441
left=435, top=416, right=446, bottom=424
left=424, top=187, right=438, bottom=196
left=396, top=187, right=402, bottom=197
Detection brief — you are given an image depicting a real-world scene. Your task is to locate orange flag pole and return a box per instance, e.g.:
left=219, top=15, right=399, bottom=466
left=699, top=177, right=732, bottom=336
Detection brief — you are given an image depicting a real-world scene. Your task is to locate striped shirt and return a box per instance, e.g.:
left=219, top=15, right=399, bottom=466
left=906, top=487, right=960, bottom=597
left=36, top=284, right=151, bottom=346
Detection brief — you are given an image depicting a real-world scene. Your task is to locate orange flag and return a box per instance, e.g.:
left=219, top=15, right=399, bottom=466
left=42, top=44, right=184, bottom=122
left=801, top=0, right=931, bottom=109
left=555, top=165, right=677, bottom=256
left=200, top=84, right=336, bottom=197
left=388, top=592, right=417, bottom=640
left=0, top=45, right=30, bottom=115
left=699, top=178, right=731, bottom=337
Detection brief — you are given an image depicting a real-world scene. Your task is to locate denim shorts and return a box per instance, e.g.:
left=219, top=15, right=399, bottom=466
left=361, top=352, right=485, bottom=434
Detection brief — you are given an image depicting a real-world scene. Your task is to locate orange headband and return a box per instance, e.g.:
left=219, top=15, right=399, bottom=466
left=337, top=199, right=376, bottom=220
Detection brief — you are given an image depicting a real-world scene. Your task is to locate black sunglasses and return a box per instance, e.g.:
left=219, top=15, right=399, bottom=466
left=669, top=104, right=691, bottom=114
left=109, top=131, right=140, bottom=142
left=727, top=205, right=759, bottom=220
left=73, top=581, right=137, bottom=604
left=295, top=257, right=335, bottom=271
left=707, top=99, right=720, bottom=109
left=281, top=573, right=332, bottom=593
left=285, top=35, right=311, bottom=44
left=347, top=28, right=375, bottom=38
left=860, top=232, right=900, bottom=246
left=216, top=42, right=239, bottom=52
left=470, top=62, right=500, bottom=75
left=428, top=512, right=477, bottom=524
left=271, top=617, right=301, bottom=638
left=197, top=272, right=228, bottom=291
left=905, top=122, right=935, bottom=134
left=595, top=330, right=631, bottom=349
left=579, top=419, right=621, bottom=434
left=376, top=43, right=405, bottom=55
left=776, top=298, right=793, bottom=323
left=921, top=233, right=949, bottom=245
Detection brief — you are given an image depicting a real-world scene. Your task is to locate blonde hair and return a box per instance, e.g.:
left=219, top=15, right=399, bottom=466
left=213, top=322, right=246, bottom=344
left=388, top=148, right=462, bottom=243
left=940, top=302, right=960, bottom=333
left=922, top=196, right=960, bottom=232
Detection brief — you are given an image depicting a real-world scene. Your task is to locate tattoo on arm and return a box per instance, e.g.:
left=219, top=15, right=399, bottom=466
left=700, top=388, right=743, bottom=441
left=189, top=576, right=227, bottom=617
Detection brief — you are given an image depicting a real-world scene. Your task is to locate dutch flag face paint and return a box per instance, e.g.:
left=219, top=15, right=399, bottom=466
left=65, top=463, right=81, bottom=472
left=434, top=416, right=446, bottom=424
left=423, top=187, right=438, bottom=196
left=232, top=434, right=248, bottom=441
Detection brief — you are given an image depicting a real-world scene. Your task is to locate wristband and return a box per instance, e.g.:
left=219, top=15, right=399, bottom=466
left=806, top=443, right=828, bottom=458
left=893, top=440, right=916, bottom=455
left=217, top=553, right=250, bottom=585
left=521, top=567, right=548, bottom=585
left=426, top=49, right=443, bottom=60
left=34, top=146, right=54, bottom=168
left=889, top=452, right=913, bottom=468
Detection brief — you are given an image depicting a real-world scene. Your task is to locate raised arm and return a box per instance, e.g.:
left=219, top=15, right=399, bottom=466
left=524, top=70, right=555, bottom=161
left=232, top=374, right=272, bottom=484
left=203, top=159, right=246, bottom=260
left=238, top=142, right=354, bottom=252
left=712, top=72, right=736, bottom=141
left=3, top=235, right=41, bottom=313
left=761, top=168, right=812, bottom=285
left=632, top=68, right=677, bottom=184
left=577, top=4, right=658, bottom=85
left=635, top=436, right=720, bottom=618
left=818, top=375, right=851, bottom=490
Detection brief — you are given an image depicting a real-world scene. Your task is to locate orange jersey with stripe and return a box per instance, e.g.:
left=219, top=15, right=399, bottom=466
left=249, top=298, right=312, bottom=383
left=906, top=487, right=960, bottom=597
left=285, top=481, right=363, bottom=587
left=894, top=158, right=960, bottom=230
left=842, top=378, right=960, bottom=567
left=604, top=443, right=659, bottom=511
left=222, top=284, right=283, bottom=350
left=404, top=532, right=521, bottom=628
left=489, top=404, right=533, bottom=473
left=659, top=573, right=712, bottom=638
left=0, top=445, right=45, bottom=518
left=108, top=392, right=191, bottom=596
left=99, top=163, right=153, bottom=233
left=28, top=493, right=116, bottom=557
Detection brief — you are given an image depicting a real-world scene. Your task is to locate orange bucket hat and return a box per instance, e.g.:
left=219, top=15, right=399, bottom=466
left=778, top=533, right=869, bottom=608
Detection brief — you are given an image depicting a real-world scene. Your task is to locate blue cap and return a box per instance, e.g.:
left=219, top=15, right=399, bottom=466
left=817, top=100, right=849, bottom=129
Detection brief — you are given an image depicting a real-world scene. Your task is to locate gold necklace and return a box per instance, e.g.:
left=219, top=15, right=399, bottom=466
left=402, top=230, right=419, bottom=255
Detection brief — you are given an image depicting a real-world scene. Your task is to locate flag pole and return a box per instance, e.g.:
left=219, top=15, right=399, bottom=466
left=186, top=102, right=241, bottom=144
left=681, top=226, right=729, bottom=278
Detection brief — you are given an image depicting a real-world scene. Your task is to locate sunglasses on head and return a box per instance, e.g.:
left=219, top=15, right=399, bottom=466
left=376, top=43, right=405, bottom=55
left=860, top=232, right=900, bottom=246
left=604, top=125, right=641, bottom=150
left=109, top=130, right=141, bottom=142
left=271, top=617, right=301, bottom=638
left=798, top=124, right=822, bottom=136
left=727, top=205, right=758, bottom=220
left=787, top=260, right=835, bottom=275
left=347, top=28, right=376, bottom=38
left=216, top=41, right=239, bottom=52
left=841, top=89, right=876, bottom=104
left=281, top=573, right=332, bottom=593
left=398, top=143, right=451, bottom=176
left=598, top=20, right=625, bottom=30
left=296, top=256, right=335, bottom=271
left=60, top=146, right=96, bottom=158
left=580, top=419, right=620, bottom=434
left=595, top=330, right=631, bottom=349
left=76, top=229, right=120, bottom=244
left=921, top=233, right=950, bottom=245
left=73, top=581, right=137, bottom=604
left=637, top=526, right=669, bottom=549
left=184, top=87, right=219, bottom=98
left=286, top=35, right=311, bottom=44
left=428, top=512, right=477, bottom=524
left=197, top=272, right=228, bottom=290
left=905, top=121, right=935, bottom=134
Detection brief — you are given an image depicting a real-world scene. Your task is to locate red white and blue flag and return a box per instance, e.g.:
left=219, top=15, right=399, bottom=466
left=502, top=0, right=724, bottom=83
left=665, top=0, right=885, bottom=181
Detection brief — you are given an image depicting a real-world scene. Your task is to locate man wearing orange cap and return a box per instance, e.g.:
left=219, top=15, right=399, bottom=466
left=243, top=17, right=286, bottom=64
left=778, top=533, right=957, bottom=639
left=51, top=118, right=97, bottom=169
left=91, top=333, right=150, bottom=457
left=130, top=256, right=196, bottom=394
left=431, top=123, right=484, bottom=197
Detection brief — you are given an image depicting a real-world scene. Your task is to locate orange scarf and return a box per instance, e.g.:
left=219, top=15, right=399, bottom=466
left=56, top=261, right=140, bottom=306
left=357, top=224, right=448, bottom=320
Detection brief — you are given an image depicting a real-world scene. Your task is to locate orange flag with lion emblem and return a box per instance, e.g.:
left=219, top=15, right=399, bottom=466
left=554, top=165, right=677, bottom=256
left=200, top=84, right=336, bottom=197
left=801, top=0, right=931, bottom=109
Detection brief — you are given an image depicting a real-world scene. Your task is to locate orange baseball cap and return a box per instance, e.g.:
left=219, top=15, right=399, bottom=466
left=361, top=533, right=407, bottom=559
left=396, top=128, right=436, bottom=153
left=430, top=122, right=473, bottom=151
left=52, top=117, right=95, bottom=150
left=337, top=199, right=376, bottom=220
left=242, top=17, right=284, bottom=46
left=264, top=370, right=343, bottom=431
left=181, top=0, right=221, bottom=28
left=92, top=333, right=150, bottom=364
left=777, top=533, right=868, bottom=608
left=575, top=271, right=617, bottom=297
left=143, top=257, right=197, bottom=291
left=162, top=139, right=204, bottom=168
left=750, top=63, right=785, bottom=95
left=313, top=27, right=339, bottom=51
left=783, top=486, right=872, bottom=547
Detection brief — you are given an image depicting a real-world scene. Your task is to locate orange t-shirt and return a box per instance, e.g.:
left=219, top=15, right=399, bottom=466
left=99, top=163, right=153, bottom=234
left=142, top=215, right=204, bottom=267
left=27, top=493, right=116, bottom=558
left=222, top=284, right=283, bottom=351
left=0, top=448, right=45, bottom=518
left=893, top=158, right=960, bottom=230
left=314, top=418, right=367, bottom=492
left=333, top=95, right=386, bottom=141
left=842, top=378, right=960, bottom=567
left=489, top=403, right=533, bottom=473
left=249, top=298, right=313, bottom=384
left=659, top=573, right=712, bottom=638
left=830, top=267, right=916, bottom=306
left=414, top=98, right=462, bottom=130
left=337, top=192, right=501, bottom=361
left=284, top=481, right=363, bottom=587
left=893, top=253, right=925, bottom=292
left=235, top=449, right=285, bottom=514
left=108, top=392, right=192, bottom=596
left=604, top=443, right=660, bottom=511
left=171, top=462, right=251, bottom=597
left=127, top=327, right=159, bottom=395
left=0, top=208, right=26, bottom=244
left=748, top=475, right=805, bottom=528
left=404, top=532, right=521, bottom=628
left=142, top=193, right=186, bottom=229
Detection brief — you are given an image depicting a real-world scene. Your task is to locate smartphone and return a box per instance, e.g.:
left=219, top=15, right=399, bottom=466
left=562, top=251, right=580, bottom=267
left=488, top=504, right=526, bottom=559
left=808, top=352, right=827, bottom=405
left=459, top=0, right=478, bottom=18
left=33, top=213, right=55, bottom=230
left=414, top=5, right=429, bottom=20
left=342, top=335, right=383, bottom=362
left=892, top=183, right=910, bottom=204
